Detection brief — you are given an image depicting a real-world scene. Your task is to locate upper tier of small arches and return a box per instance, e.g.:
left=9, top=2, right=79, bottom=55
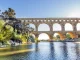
left=18, top=18, right=80, bottom=23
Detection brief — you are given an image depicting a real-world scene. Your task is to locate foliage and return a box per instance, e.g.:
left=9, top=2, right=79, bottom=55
left=12, top=30, right=28, bottom=43
left=66, top=34, right=71, bottom=39
left=20, top=33, right=28, bottom=43
left=0, top=20, right=5, bottom=29
left=0, top=8, right=34, bottom=45
left=0, top=20, right=14, bottom=44
left=29, top=35, right=35, bottom=42
left=56, top=35, right=60, bottom=39
left=2, top=8, right=16, bottom=18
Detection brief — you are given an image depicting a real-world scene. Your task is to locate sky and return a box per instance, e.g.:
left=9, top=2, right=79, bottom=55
left=0, top=0, right=80, bottom=40
left=0, top=0, right=80, bottom=18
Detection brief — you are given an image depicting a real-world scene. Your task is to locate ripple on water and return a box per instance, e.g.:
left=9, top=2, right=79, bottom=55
left=0, top=42, right=80, bottom=60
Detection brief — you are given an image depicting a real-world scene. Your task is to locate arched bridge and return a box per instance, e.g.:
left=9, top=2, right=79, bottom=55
left=6, top=18, right=80, bottom=40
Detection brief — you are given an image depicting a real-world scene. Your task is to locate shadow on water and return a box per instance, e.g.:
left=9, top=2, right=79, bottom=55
left=49, top=42, right=55, bottom=60
left=35, top=43, right=39, bottom=51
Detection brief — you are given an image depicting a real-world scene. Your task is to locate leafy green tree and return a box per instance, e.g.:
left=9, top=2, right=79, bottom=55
left=0, top=8, right=34, bottom=44
left=56, top=35, right=60, bottom=39
left=0, top=20, right=14, bottom=44
left=2, top=8, right=16, bottom=19
left=66, top=34, right=71, bottom=39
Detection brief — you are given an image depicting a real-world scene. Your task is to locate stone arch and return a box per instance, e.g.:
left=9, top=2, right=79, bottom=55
left=65, top=23, right=73, bottom=31
left=76, top=23, right=80, bottom=31
left=53, top=32, right=65, bottom=40
left=29, top=23, right=36, bottom=31
left=38, top=33, right=50, bottom=40
left=53, top=23, right=62, bottom=31
left=38, top=23, right=50, bottom=31
left=66, top=32, right=76, bottom=39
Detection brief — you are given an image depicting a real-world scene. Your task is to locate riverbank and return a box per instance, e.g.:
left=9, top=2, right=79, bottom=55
left=0, top=43, right=32, bottom=50
left=0, top=49, right=35, bottom=56
left=0, top=43, right=34, bottom=56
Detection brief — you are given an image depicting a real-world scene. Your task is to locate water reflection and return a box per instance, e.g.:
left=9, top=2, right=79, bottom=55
left=35, top=43, right=39, bottom=51
left=66, top=42, right=77, bottom=60
left=53, top=42, right=65, bottom=60
left=0, top=42, right=80, bottom=60
left=49, top=42, right=55, bottom=60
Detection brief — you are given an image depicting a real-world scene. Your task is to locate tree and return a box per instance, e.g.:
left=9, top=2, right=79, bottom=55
left=0, top=20, right=14, bottom=45
left=2, top=8, right=16, bottom=19
left=56, top=35, right=60, bottom=39
left=0, top=8, right=35, bottom=44
left=29, top=35, right=35, bottom=42
left=66, top=34, right=71, bottom=39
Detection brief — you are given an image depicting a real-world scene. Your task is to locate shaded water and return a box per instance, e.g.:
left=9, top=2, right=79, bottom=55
left=0, top=42, right=80, bottom=60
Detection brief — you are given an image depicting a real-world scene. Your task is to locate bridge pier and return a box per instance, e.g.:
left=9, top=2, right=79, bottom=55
left=49, top=33, right=53, bottom=41
left=61, top=24, right=65, bottom=32
left=73, top=23, right=77, bottom=32
left=34, top=33, right=39, bottom=43
left=35, top=24, right=39, bottom=32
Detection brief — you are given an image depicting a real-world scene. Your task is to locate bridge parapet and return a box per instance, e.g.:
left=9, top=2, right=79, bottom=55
left=18, top=18, right=80, bottom=24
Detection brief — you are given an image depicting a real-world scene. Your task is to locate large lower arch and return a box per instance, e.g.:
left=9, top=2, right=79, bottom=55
left=65, top=23, right=73, bottom=31
left=53, top=32, right=65, bottom=40
left=29, top=23, right=36, bottom=31
left=76, top=23, right=80, bottom=31
left=38, top=23, right=50, bottom=31
left=38, top=33, right=50, bottom=40
left=53, top=23, right=62, bottom=31
left=66, top=32, right=77, bottom=39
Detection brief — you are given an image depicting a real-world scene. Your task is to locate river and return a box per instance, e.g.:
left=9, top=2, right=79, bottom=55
left=0, top=42, right=80, bottom=60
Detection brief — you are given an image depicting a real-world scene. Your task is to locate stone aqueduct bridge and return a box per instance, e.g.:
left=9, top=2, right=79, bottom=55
left=16, top=18, right=80, bottom=40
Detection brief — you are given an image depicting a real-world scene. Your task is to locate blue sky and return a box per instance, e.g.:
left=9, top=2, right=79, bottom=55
left=0, top=0, right=80, bottom=18
left=0, top=0, right=80, bottom=40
